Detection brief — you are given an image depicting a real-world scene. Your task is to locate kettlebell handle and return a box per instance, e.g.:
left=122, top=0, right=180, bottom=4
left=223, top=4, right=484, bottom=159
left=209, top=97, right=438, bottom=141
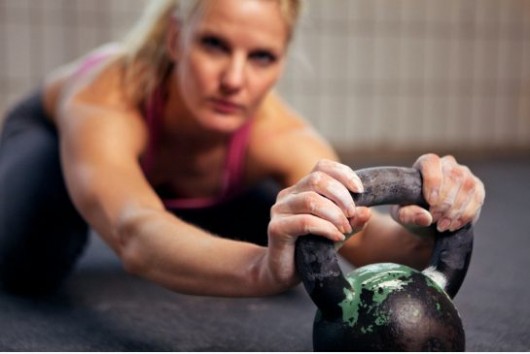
left=295, top=167, right=474, bottom=317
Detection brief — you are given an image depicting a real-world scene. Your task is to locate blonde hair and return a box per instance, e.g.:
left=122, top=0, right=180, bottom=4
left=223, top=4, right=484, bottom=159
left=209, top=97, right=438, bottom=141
left=120, top=0, right=302, bottom=106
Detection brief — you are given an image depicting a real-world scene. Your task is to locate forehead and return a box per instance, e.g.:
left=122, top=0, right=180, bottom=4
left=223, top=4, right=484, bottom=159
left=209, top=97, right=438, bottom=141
left=190, top=0, right=289, bottom=49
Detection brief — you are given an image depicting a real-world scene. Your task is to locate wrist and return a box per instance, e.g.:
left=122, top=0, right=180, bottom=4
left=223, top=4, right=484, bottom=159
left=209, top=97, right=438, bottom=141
left=264, top=239, right=300, bottom=290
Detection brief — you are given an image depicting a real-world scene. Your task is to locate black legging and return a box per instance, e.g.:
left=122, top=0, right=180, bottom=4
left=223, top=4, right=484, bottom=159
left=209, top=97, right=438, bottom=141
left=0, top=90, right=88, bottom=294
left=0, top=90, right=277, bottom=295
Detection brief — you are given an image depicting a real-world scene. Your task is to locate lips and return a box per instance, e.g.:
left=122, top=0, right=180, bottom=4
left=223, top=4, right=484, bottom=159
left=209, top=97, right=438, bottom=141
left=209, top=98, right=244, bottom=114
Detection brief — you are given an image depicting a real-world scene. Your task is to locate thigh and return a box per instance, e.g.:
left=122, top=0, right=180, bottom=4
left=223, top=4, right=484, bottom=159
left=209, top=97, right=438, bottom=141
left=172, top=181, right=280, bottom=246
left=0, top=91, right=89, bottom=294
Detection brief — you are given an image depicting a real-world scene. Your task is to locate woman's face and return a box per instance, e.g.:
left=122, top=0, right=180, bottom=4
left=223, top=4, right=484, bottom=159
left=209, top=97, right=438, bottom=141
left=171, top=0, right=289, bottom=133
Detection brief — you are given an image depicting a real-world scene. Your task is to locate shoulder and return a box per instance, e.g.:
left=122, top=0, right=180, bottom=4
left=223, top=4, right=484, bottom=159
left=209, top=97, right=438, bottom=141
left=44, top=43, right=131, bottom=118
left=47, top=44, right=148, bottom=157
left=247, top=92, right=338, bottom=187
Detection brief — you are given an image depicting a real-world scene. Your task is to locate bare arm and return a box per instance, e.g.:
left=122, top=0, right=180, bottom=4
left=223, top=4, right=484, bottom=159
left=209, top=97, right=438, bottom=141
left=56, top=89, right=292, bottom=297
left=253, top=94, right=484, bottom=271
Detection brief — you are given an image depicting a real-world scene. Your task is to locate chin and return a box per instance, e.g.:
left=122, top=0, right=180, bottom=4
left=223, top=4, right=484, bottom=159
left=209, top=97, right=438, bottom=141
left=200, top=111, right=249, bottom=133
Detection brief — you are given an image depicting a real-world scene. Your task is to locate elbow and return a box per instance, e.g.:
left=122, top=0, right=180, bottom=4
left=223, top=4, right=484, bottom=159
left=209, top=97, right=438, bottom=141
left=120, top=243, right=146, bottom=277
left=115, top=212, right=151, bottom=277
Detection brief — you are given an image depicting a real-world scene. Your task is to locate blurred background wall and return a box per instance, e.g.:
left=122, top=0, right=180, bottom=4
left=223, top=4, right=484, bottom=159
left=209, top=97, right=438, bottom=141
left=1, top=0, right=529, bottom=160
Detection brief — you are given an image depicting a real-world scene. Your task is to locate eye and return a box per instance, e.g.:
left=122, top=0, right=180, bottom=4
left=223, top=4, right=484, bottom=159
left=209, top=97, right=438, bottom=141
left=249, top=50, right=278, bottom=66
left=200, top=35, right=228, bottom=53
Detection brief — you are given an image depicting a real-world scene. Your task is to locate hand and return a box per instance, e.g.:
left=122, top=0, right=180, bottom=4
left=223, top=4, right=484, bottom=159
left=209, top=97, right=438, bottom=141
left=268, top=159, right=370, bottom=248
left=391, top=154, right=485, bottom=233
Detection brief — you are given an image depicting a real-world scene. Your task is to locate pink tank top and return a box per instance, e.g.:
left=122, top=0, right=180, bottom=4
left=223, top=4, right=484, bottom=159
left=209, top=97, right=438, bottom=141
left=75, top=46, right=252, bottom=210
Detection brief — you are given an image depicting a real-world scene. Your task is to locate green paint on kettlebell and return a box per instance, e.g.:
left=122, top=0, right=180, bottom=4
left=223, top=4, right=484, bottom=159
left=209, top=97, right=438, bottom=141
left=361, top=325, right=374, bottom=334
left=339, top=278, right=362, bottom=326
left=339, top=263, right=418, bottom=328
left=374, top=311, right=390, bottom=326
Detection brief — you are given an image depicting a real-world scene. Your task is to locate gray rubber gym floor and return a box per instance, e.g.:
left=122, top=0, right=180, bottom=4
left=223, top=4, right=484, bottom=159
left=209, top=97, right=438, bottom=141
left=0, top=156, right=528, bottom=351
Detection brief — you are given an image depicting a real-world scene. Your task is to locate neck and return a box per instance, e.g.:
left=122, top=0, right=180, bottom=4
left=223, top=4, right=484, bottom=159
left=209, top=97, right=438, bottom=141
left=160, top=77, right=229, bottom=151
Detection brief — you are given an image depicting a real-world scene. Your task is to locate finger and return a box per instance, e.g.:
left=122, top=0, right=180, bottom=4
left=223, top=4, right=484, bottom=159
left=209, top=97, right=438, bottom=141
left=333, top=207, right=372, bottom=251
left=390, top=205, right=433, bottom=228
left=268, top=214, right=346, bottom=242
left=295, top=171, right=357, bottom=218
left=437, top=168, right=475, bottom=231
left=311, top=159, right=364, bottom=194
left=433, top=161, right=474, bottom=230
left=437, top=158, right=465, bottom=207
left=272, top=191, right=353, bottom=234
left=348, top=206, right=372, bottom=232
left=447, top=177, right=485, bottom=231
left=414, top=153, right=444, bottom=206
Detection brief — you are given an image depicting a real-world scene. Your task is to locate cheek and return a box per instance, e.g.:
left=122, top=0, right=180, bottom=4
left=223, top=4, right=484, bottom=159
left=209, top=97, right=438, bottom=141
left=177, top=58, right=213, bottom=104
left=257, top=60, right=285, bottom=93
left=189, top=58, right=213, bottom=91
left=249, top=69, right=283, bottom=106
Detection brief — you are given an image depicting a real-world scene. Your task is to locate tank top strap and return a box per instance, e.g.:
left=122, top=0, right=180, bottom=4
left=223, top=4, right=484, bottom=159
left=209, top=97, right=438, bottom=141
left=223, top=118, right=252, bottom=197
left=73, top=43, right=120, bottom=79
left=140, top=84, right=166, bottom=174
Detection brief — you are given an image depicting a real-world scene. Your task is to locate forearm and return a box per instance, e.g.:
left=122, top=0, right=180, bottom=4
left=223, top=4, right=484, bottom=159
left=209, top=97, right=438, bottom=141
left=117, top=208, right=295, bottom=297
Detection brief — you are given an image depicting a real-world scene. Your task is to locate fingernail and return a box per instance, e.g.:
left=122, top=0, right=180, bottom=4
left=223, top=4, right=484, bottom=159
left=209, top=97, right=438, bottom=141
left=347, top=204, right=356, bottom=218
left=437, top=218, right=451, bottom=232
left=352, top=175, right=364, bottom=193
left=449, top=219, right=462, bottom=231
left=415, top=211, right=432, bottom=227
left=342, top=222, right=353, bottom=235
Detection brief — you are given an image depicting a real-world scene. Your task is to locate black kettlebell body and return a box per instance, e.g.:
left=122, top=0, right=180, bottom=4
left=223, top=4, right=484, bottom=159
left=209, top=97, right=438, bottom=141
left=313, top=263, right=464, bottom=351
left=296, top=167, right=473, bottom=352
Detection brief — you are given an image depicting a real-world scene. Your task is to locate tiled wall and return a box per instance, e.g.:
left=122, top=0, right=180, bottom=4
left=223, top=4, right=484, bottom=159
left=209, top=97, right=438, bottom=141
left=0, top=0, right=144, bottom=106
left=1, top=0, right=529, bottom=154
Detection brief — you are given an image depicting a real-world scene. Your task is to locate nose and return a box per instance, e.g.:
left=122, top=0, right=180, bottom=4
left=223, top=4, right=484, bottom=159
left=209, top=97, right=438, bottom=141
left=220, top=54, right=246, bottom=94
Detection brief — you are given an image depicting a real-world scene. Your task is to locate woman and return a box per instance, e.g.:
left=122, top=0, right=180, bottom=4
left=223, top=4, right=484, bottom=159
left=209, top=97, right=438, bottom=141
left=0, top=0, right=484, bottom=296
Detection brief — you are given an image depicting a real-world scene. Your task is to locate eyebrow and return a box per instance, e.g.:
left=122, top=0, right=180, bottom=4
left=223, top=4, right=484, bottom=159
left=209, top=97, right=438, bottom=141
left=196, top=28, right=284, bottom=55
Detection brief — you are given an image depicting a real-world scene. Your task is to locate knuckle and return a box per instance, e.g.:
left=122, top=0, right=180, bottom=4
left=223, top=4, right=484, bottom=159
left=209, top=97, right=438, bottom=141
left=419, top=157, right=441, bottom=176
left=423, top=171, right=442, bottom=188
left=308, top=171, right=324, bottom=189
left=461, top=175, right=476, bottom=193
left=418, top=153, right=440, bottom=164
left=314, top=159, right=329, bottom=171
left=425, top=153, right=440, bottom=161
left=267, top=219, right=281, bottom=235
left=473, top=185, right=486, bottom=205
left=270, top=203, right=282, bottom=217
left=414, top=153, right=435, bottom=168
left=276, top=187, right=290, bottom=200
left=423, top=153, right=439, bottom=161
left=303, top=193, right=319, bottom=215
left=444, top=163, right=466, bottom=178
left=442, top=154, right=457, bottom=164
left=299, top=216, right=315, bottom=235
left=460, top=164, right=472, bottom=175
left=448, top=165, right=465, bottom=181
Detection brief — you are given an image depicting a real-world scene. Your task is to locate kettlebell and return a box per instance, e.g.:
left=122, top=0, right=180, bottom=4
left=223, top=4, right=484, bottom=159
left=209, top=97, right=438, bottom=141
left=295, top=167, right=474, bottom=351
